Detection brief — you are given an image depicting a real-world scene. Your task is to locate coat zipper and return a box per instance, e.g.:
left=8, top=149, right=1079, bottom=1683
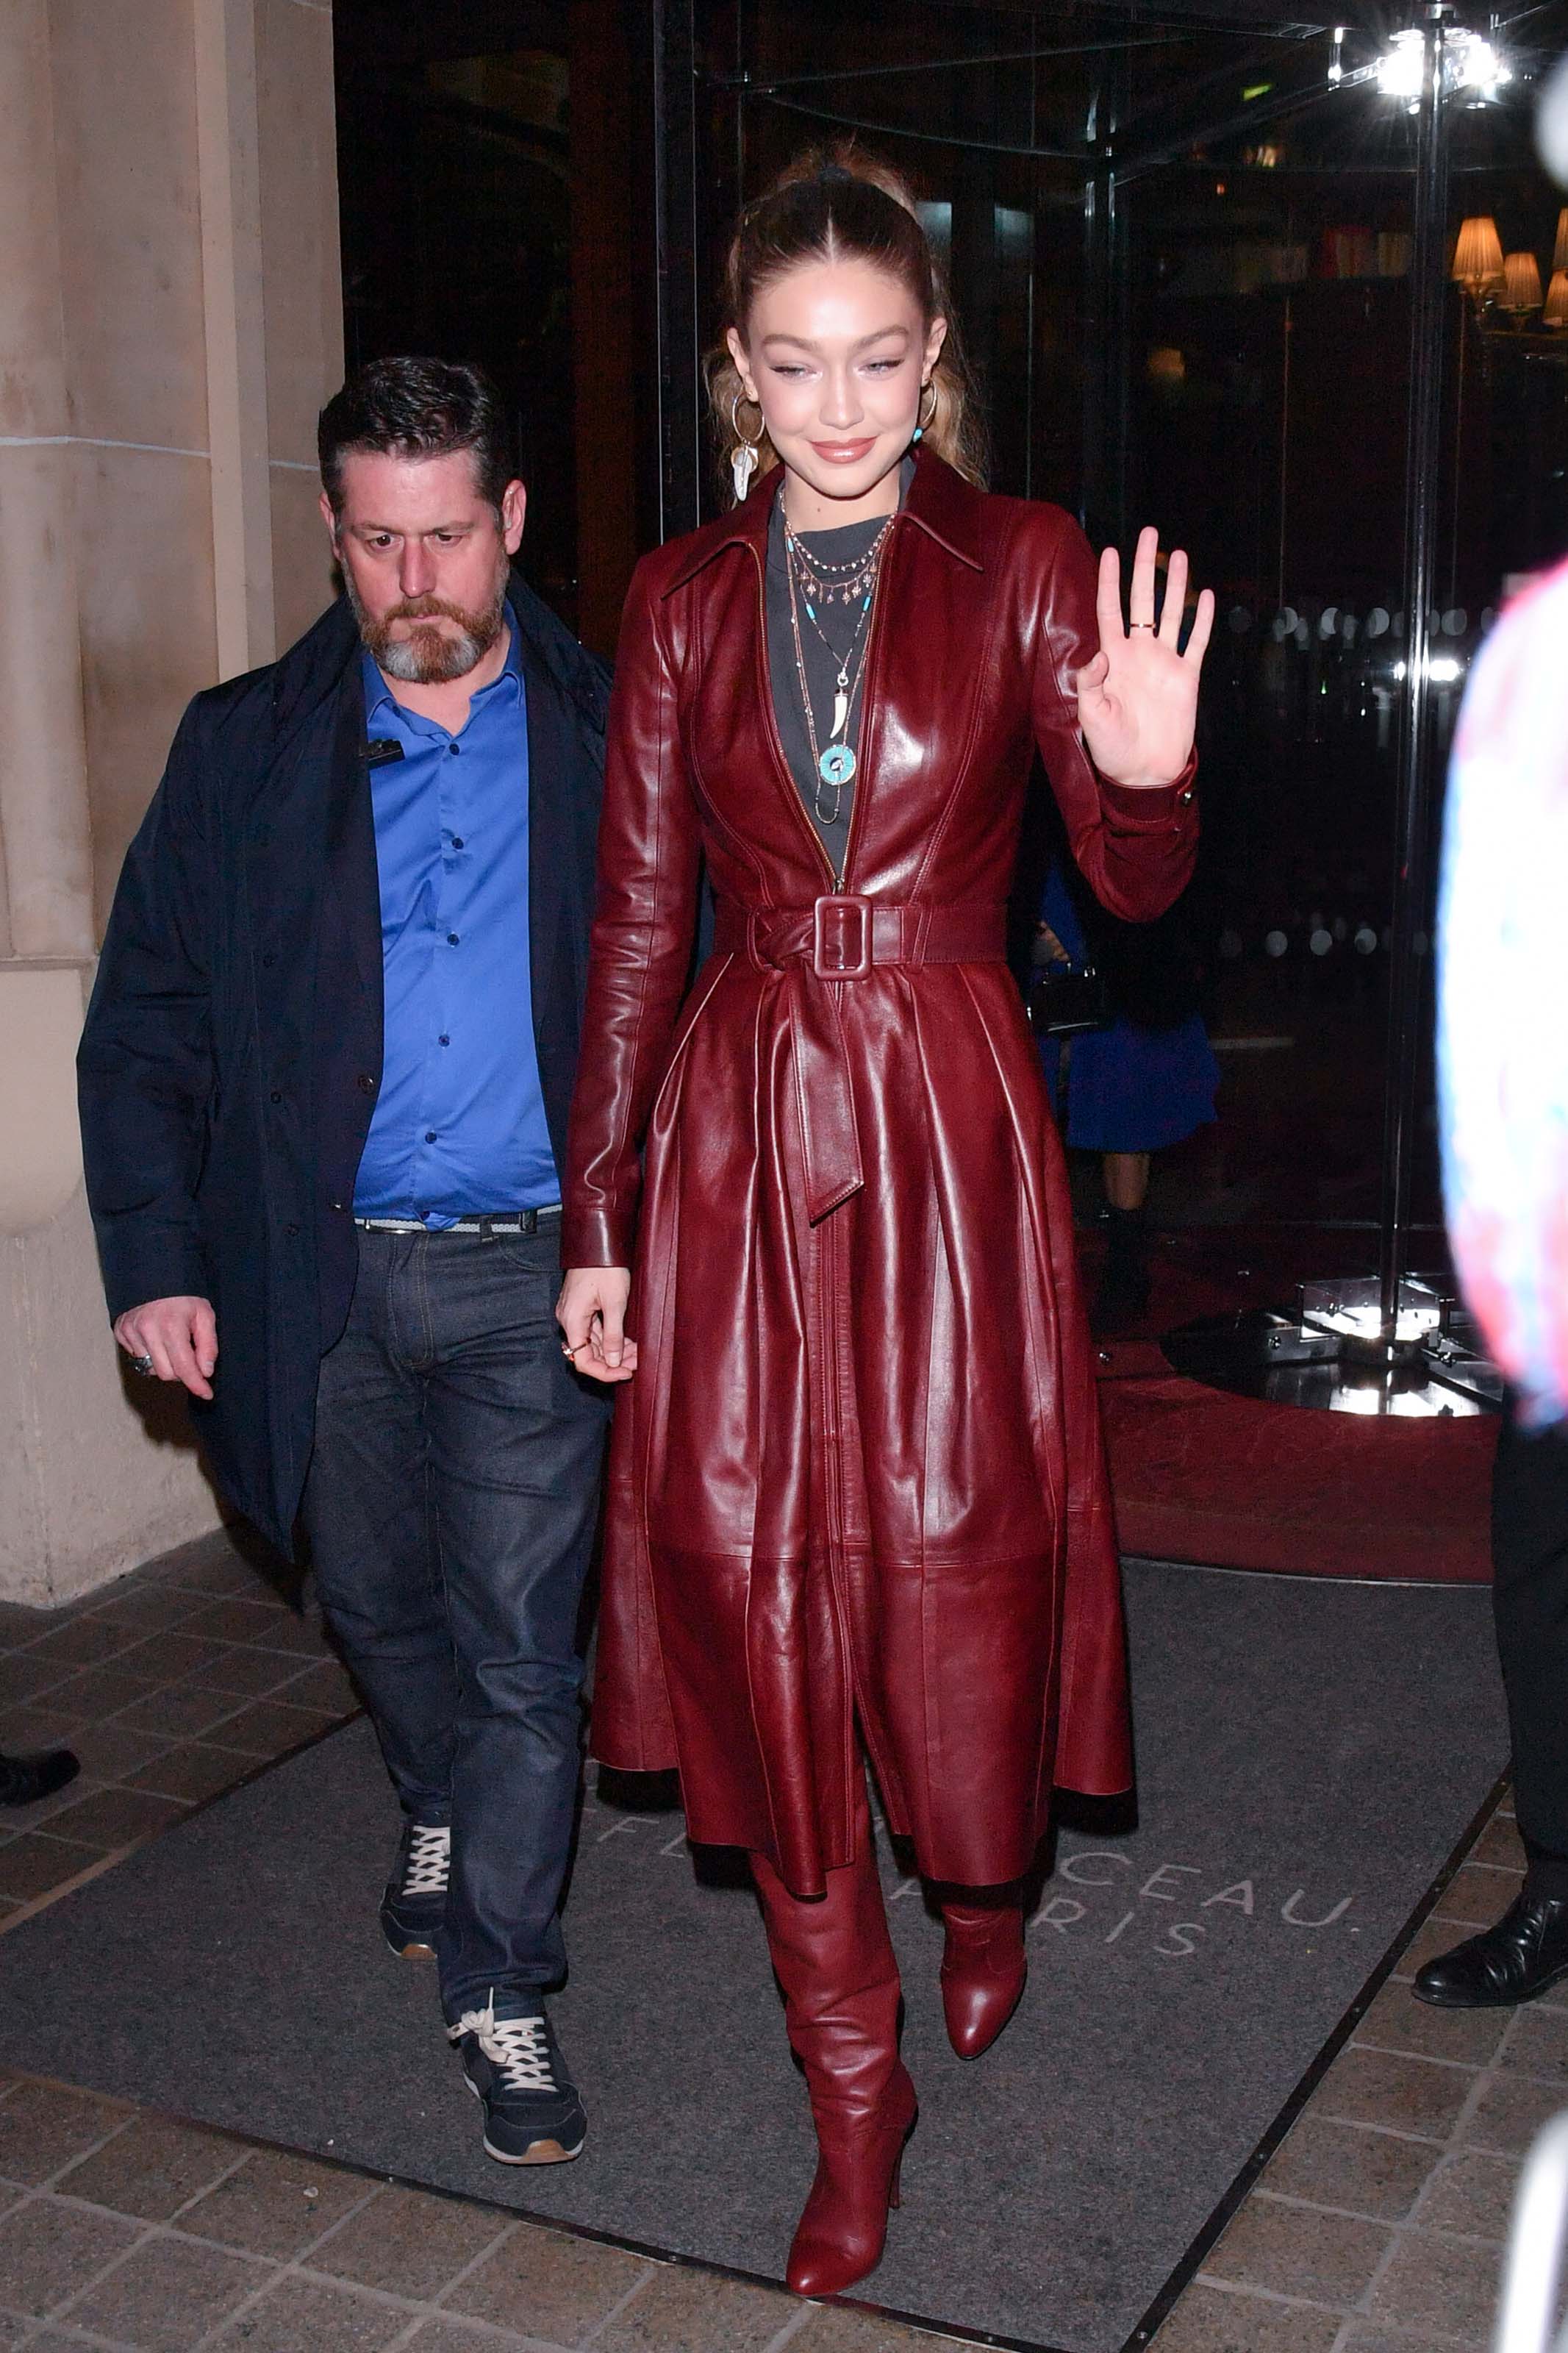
left=751, top=544, right=838, bottom=894
left=828, top=513, right=896, bottom=893
left=749, top=510, right=899, bottom=1870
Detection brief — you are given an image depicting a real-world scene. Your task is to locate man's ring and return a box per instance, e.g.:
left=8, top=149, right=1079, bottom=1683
left=129, top=1354, right=156, bottom=1377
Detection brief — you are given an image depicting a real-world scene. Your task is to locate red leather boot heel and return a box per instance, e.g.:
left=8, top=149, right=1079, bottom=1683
left=752, top=1788, right=913, bottom=2299
left=939, top=1898, right=1026, bottom=2060
left=786, top=2063, right=917, bottom=2296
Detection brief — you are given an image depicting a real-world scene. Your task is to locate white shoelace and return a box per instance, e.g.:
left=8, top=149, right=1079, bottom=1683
left=448, top=1996, right=557, bottom=2093
left=403, top=1823, right=451, bottom=1898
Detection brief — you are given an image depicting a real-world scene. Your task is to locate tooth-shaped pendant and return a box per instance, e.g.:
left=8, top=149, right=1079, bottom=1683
left=831, top=690, right=849, bottom=737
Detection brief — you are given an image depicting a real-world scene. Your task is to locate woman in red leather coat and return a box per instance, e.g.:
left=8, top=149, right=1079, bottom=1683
left=559, top=151, right=1210, bottom=2295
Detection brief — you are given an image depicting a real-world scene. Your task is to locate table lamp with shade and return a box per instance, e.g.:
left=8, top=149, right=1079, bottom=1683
left=1453, top=213, right=1505, bottom=295
left=1502, top=251, right=1544, bottom=317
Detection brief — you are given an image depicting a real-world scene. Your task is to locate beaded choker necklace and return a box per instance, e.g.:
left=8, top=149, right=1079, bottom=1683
left=785, top=513, right=893, bottom=609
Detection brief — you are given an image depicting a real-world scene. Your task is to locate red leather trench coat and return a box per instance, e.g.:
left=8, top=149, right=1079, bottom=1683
left=563, top=452, right=1197, bottom=1896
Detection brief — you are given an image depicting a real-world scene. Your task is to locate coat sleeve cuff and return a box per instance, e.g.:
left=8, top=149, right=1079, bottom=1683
left=1096, top=746, right=1198, bottom=833
left=100, top=1240, right=211, bottom=1324
left=561, top=1207, right=634, bottom=1270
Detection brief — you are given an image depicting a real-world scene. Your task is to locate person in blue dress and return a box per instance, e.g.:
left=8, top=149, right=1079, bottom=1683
left=1034, top=858, right=1218, bottom=1330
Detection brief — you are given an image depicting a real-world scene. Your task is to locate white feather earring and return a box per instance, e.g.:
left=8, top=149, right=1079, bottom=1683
left=731, top=388, right=762, bottom=504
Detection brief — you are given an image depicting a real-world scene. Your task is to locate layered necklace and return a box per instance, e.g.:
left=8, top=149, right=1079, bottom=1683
left=783, top=510, right=893, bottom=824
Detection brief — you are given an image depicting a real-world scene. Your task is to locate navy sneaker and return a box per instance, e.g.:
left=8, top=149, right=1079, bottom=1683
left=448, top=1990, right=587, bottom=2165
left=380, top=1819, right=449, bottom=1960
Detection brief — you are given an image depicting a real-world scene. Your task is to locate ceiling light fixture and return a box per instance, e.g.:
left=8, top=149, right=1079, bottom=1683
left=1376, top=25, right=1511, bottom=108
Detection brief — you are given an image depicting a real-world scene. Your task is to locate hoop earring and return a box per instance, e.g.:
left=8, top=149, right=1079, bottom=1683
left=730, top=389, right=764, bottom=503
left=912, top=379, right=938, bottom=445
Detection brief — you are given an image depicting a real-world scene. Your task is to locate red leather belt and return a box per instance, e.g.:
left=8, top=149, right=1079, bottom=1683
left=714, top=896, right=1007, bottom=979
left=711, top=897, right=1008, bottom=1224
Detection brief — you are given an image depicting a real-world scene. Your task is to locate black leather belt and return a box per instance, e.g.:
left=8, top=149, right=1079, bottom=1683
left=354, top=1207, right=562, bottom=1237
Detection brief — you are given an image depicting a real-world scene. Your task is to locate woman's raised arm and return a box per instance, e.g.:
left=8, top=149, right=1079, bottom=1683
left=1028, top=513, right=1209, bottom=924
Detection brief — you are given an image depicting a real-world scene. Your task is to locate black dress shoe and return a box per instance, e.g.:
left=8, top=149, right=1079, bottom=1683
left=0, top=1749, right=79, bottom=1808
left=1413, top=1889, right=1568, bottom=2008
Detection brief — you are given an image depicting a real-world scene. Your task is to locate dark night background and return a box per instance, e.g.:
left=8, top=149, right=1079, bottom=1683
left=332, top=1, right=1568, bottom=1258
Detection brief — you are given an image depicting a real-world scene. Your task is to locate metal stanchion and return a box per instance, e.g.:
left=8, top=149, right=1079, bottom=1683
left=1377, top=1, right=1453, bottom=1358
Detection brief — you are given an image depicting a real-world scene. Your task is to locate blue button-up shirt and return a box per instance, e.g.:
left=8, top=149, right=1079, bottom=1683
left=353, top=610, right=559, bottom=1224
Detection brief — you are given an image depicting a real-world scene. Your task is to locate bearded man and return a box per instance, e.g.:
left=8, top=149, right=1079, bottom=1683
left=78, top=358, right=612, bottom=2167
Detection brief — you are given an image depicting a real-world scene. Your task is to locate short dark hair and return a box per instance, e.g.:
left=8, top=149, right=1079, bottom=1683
left=317, top=357, right=517, bottom=515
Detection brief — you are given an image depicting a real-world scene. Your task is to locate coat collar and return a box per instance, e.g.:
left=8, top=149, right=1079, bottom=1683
left=659, top=447, right=985, bottom=594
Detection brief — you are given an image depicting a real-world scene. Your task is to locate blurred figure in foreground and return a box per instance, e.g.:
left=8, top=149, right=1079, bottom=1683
left=1417, top=553, right=1568, bottom=2011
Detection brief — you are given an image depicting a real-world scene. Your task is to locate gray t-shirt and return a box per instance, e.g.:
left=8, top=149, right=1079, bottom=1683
left=765, top=461, right=911, bottom=885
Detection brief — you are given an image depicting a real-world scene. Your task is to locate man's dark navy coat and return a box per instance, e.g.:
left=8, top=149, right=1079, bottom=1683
left=78, top=571, right=609, bottom=1557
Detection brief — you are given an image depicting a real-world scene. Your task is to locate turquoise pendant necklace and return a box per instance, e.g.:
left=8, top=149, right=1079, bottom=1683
left=784, top=524, right=887, bottom=811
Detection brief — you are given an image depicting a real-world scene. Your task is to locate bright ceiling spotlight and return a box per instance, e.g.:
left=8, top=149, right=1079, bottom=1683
left=1455, top=32, right=1510, bottom=101
left=1375, top=26, right=1511, bottom=107
left=1377, top=28, right=1427, bottom=100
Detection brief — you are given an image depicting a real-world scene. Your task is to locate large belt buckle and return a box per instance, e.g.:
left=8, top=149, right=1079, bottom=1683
left=812, top=893, right=873, bottom=979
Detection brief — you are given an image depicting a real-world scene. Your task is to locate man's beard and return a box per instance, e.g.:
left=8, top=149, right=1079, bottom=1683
left=346, top=565, right=507, bottom=684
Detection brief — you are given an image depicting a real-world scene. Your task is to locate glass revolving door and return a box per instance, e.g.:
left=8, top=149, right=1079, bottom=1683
left=654, top=0, right=1568, bottom=1411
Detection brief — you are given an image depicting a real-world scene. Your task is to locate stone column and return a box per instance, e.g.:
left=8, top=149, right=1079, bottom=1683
left=0, top=0, right=95, bottom=963
left=0, top=0, right=343, bottom=1606
left=196, top=0, right=278, bottom=677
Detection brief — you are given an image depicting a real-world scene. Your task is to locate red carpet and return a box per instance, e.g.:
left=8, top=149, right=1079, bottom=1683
left=1091, top=1232, right=1497, bottom=1584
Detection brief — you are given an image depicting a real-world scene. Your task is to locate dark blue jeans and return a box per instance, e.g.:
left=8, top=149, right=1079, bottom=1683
left=301, top=1224, right=609, bottom=2016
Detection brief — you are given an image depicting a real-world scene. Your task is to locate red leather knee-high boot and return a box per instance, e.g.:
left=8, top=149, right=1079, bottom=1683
left=751, top=1792, right=917, bottom=2298
left=938, top=1892, right=1026, bottom=2060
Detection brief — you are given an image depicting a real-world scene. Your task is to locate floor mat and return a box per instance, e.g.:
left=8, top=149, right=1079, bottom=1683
left=0, top=1561, right=1506, bottom=2352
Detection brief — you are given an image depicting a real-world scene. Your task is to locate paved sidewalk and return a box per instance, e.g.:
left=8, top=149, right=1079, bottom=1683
left=0, top=2074, right=940, bottom=2352
left=1148, top=1803, right=1542, bottom=2353
left=0, top=1532, right=1538, bottom=2351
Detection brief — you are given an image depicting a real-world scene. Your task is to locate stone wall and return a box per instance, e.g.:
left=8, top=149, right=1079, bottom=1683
left=0, top=0, right=343, bottom=1604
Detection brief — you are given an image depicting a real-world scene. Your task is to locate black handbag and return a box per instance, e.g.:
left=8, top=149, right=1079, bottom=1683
left=1027, top=961, right=1110, bottom=1040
